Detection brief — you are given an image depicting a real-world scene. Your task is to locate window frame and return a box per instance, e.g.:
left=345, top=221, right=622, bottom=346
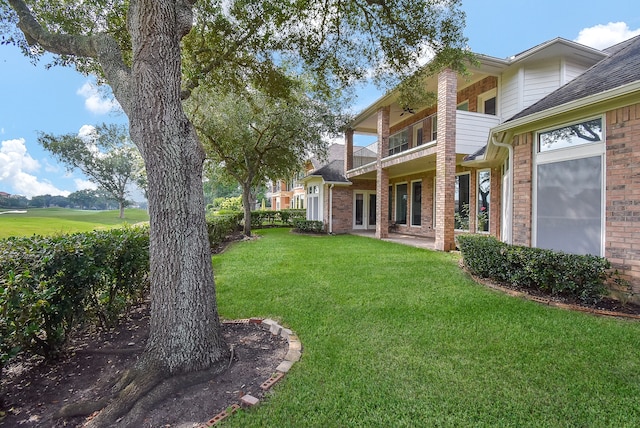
left=532, top=116, right=606, bottom=256
left=410, top=179, right=422, bottom=227
left=395, top=182, right=408, bottom=225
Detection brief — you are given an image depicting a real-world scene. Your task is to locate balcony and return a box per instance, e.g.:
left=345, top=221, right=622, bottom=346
left=349, top=111, right=500, bottom=173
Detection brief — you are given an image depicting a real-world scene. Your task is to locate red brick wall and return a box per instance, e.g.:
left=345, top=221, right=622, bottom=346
left=511, top=133, right=533, bottom=246
left=606, top=103, right=640, bottom=294
left=457, top=76, right=498, bottom=112
left=329, top=185, right=353, bottom=234
left=434, top=69, right=457, bottom=251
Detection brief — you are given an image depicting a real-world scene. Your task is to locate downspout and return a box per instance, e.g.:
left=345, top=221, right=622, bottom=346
left=491, top=132, right=514, bottom=245
left=329, top=184, right=334, bottom=234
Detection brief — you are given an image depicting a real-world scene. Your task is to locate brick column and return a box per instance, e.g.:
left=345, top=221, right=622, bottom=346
left=434, top=68, right=457, bottom=251
left=344, top=128, right=354, bottom=173
left=376, top=106, right=390, bottom=239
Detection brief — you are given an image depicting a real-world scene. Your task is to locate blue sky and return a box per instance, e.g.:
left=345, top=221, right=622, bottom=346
left=1, top=0, right=639, bottom=199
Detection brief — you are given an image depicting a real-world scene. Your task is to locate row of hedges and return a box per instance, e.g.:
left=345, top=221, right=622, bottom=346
left=456, top=234, right=610, bottom=304
left=292, top=219, right=324, bottom=234
left=207, top=209, right=307, bottom=232
left=0, top=226, right=150, bottom=368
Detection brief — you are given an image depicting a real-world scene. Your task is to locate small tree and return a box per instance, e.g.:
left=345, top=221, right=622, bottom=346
left=187, top=85, right=341, bottom=236
left=38, top=123, right=144, bottom=218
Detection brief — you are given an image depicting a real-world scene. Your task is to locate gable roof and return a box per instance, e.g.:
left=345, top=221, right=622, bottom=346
left=508, top=35, right=640, bottom=122
left=304, top=159, right=351, bottom=184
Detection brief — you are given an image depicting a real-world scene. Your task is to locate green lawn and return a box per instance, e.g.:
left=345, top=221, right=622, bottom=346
left=214, top=228, right=640, bottom=427
left=0, top=208, right=149, bottom=238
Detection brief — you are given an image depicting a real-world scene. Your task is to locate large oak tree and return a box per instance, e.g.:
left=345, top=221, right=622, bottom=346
left=1, top=1, right=471, bottom=425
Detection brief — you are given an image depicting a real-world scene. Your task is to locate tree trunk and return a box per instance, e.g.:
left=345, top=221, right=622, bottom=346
left=126, top=0, right=228, bottom=374
left=242, top=182, right=253, bottom=236
left=118, top=201, right=125, bottom=219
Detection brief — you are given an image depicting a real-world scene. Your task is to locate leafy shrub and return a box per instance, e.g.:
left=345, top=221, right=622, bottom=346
left=292, top=219, right=325, bottom=234
left=206, top=212, right=242, bottom=247
left=456, top=234, right=609, bottom=304
left=0, top=226, right=149, bottom=366
left=281, top=209, right=305, bottom=225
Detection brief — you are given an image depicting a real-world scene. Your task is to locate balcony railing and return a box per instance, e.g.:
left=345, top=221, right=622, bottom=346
left=353, top=141, right=379, bottom=168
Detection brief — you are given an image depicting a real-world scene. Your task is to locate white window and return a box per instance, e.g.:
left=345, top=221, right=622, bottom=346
left=306, top=185, right=320, bottom=221
left=478, top=88, right=497, bottom=115
left=414, top=123, right=424, bottom=147
left=534, top=117, right=605, bottom=256
left=389, top=129, right=409, bottom=155
left=455, top=173, right=470, bottom=230
left=477, top=170, right=490, bottom=233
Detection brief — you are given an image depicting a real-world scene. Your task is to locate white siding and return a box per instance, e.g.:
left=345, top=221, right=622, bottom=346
left=522, top=59, right=561, bottom=109
left=456, top=111, right=501, bottom=154
left=500, top=68, right=521, bottom=120
left=563, top=58, right=593, bottom=84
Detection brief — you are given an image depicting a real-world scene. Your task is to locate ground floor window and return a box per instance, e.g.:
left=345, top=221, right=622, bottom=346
left=395, top=183, right=407, bottom=224
left=534, top=117, right=604, bottom=256
left=307, top=185, right=320, bottom=221
left=411, top=180, right=422, bottom=226
left=455, top=173, right=470, bottom=230
left=536, top=156, right=602, bottom=255
left=477, top=170, right=490, bottom=232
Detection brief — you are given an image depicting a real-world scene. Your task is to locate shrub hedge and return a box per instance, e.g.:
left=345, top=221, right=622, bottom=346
left=456, top=234, right=610, bottom=303
left=292, top=219, right=325, bottom=234
left=0, top=226, right=149, bottom=368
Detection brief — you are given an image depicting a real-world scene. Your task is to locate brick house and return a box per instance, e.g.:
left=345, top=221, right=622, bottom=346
left=303, top=35, right=640, bottom=294
left=269, top=144, right=345, bottom=211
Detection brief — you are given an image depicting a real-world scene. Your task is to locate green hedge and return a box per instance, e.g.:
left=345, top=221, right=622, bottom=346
left=206, top=212, right=242, bottom=247
left=206, top=209, right=306, bottom=235
left=456, top=234, right=609, bottom=304
left=0, top=226, right=149, bottom=366
left=292, top=219, right=325, bottom=234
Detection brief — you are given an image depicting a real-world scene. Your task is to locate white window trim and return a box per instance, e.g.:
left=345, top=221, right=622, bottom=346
left=532, top=115, right=606, bottom=256
left=476, top=169, right=491, bottom=234
left=455, top=172, right=471, bottom=232
left=478, top=88, right=497, bottom=114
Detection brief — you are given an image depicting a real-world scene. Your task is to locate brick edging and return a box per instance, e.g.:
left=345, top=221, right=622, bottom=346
left=197, top=318, right=302, bottom=427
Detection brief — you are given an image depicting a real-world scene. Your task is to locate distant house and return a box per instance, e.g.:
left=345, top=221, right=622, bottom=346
left=0, top=191, right=10, bottom=198
left=304, top=35, right=640, bottom=296
left=268, top=144, right=345, bottom=211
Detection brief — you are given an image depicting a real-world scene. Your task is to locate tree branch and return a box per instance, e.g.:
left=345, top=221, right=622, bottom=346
left=7, top=0, right=133, bottom=114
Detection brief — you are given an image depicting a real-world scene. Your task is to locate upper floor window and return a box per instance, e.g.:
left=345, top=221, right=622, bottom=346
left=478, top=89, right=497, bottom=116
left=389, top=129, right=409, bottom=155
left=538, top=118, right=603, bottom=153
left=414, top=124, right=424, bottom=147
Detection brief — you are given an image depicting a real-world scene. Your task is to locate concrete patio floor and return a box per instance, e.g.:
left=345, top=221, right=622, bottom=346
left=349, top=230, right=436, bottom=250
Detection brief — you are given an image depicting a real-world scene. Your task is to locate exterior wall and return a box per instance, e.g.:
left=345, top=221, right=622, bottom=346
left=500, top=67, right=521, bottom=120
left=376, top=107, right=391, bottom=238
left=388, top=172, right=436, bottom=238
left=605, top=103, right=640, bottom=294
left=329, top=185, right=353, bottom=233
left=511, top=132, right=533, bottom=247
left=523, top=59, right=562, bottom=109
left=434, top=68, right=458, bottom=251
left=457, top=76, right=498, bottom=112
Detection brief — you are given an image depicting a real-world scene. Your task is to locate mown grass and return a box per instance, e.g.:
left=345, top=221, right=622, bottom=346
left=214, top=228, right=640, bottom=427
left=0, top=208, right=149, bottom=238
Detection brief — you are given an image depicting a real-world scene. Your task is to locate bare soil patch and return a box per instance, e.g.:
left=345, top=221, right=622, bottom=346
left=0, top=303, right=287, bottom=427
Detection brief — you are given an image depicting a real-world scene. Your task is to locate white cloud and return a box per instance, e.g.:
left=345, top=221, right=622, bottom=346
left=74, top=178, right=98, bottom=191
left=77, top=81, right=121, bottom=114
left=574, top=22, right=640, bottom=50
left=0, top=138, right=70, bottom=197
